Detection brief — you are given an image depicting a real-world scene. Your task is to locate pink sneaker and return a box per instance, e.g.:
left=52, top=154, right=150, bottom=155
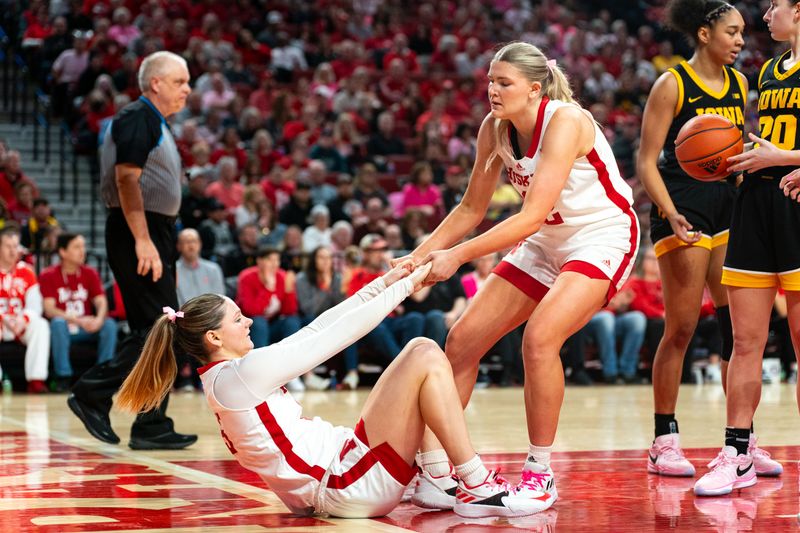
left=749, top=435, right=783, bottom=477
left=454, top=470, right=553, bottom=518
left=694, top=446, right=757, bottom=496
left=517, top=463, right=558, bottom=503
left=647, top=434, right=696, bottom=476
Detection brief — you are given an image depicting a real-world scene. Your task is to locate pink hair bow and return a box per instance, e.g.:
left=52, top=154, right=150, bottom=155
left=162, top=306, right=184, bottom=322
left=546, top=59, right=557, bottom=70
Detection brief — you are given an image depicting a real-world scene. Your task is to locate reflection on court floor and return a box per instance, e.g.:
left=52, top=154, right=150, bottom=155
left=1, top=385, right=799, bottom=531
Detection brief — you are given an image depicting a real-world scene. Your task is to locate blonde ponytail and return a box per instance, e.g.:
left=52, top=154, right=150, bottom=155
left=117, top=316, right=177, bottom=414
left=116, top=293, right=229, bottom=414
left=546, top=64, right=575, bottom=103
left=485, top=41, right=579, bottom=171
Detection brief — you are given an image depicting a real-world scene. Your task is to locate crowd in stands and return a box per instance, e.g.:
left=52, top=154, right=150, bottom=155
left=1, top=0, right=797, bottom=392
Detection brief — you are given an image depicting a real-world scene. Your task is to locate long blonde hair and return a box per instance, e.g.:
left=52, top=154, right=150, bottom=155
left=116, top=294, right=228, bottom=414
left=486, top=42, right=577, bottom=171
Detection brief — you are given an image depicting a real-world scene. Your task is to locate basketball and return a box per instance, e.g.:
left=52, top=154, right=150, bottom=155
left=675, top=115, right=743, bottom=181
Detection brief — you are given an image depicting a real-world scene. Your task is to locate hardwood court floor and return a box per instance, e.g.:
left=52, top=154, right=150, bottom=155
left=1, top=383, right=799, bottom=532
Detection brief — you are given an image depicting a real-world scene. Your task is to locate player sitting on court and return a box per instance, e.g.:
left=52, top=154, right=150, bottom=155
left=115, top=263, right=556, bottom=518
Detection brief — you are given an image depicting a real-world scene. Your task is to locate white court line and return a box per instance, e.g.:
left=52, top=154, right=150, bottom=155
left=0, top=413, right=413, bottom=533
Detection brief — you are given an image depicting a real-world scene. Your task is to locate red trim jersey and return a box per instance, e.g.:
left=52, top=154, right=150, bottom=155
left=198, top=276, right=417, bottom=516
left=504, top=97, right=635, bottom=228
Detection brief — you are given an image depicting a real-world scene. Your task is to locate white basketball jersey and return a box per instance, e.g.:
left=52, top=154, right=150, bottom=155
left=199, top=360, right=348, bottom=515
left=503, top=97, right=634, bottom=228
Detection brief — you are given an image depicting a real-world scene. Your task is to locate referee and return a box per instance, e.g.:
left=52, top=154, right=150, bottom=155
left=68, top=51, right=196, bottom=450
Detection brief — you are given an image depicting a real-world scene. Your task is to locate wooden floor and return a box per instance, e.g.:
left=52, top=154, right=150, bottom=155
left=1, top=383, right=799, bottom=532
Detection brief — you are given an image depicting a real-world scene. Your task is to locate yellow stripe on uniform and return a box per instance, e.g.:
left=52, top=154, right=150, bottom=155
left=682, top=60, right=730, bottom=99
left=758, top=59, right=774, bottom=90
left=733, top=68, right=747, bottom=100
left=711, top=230, right=729, bottom=249
left=668, top=67, right=684, bottom=117
left=722, top=267, right=779, bottom=288
left=779, top=268, right=800, bottom=291
left=654, top=234, right=712, bottom=258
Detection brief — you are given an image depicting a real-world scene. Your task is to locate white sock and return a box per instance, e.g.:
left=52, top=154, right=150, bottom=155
left=419, top=449, right=451, bottom=477
left=455, top=454, right=489, bottom=487
left=525, top=444, right=552, bottom=469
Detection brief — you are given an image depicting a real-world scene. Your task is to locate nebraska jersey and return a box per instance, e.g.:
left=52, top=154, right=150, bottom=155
left=0, top=262, right=37, bottom=319
left=503, top=97, right=634, bottom=228
left=200, top=359, right=346, bottom=515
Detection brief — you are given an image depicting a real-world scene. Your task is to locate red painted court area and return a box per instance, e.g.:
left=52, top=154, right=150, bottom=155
left=1, top=431, right=798, bottom=532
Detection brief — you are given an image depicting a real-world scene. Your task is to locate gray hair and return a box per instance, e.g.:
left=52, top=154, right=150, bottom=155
left=217, top=156, right=238, bottom=173
left=138, top=51, right=188, bottom=93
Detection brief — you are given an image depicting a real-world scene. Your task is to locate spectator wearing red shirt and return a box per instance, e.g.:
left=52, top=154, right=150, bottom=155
left=210, top=127, right=248, bottom=170
left=330, top=40, right=361, bottom=80
left=237, top=29, right=271, bottom=72
left=235, top=247, right=300, bottom=349
left=260, top=166, right=296, bottom=212
left=252, top=130, right=282, bottom=175
left=0, top=226, right=50, bottom=393
left=382, top=33, right=419, bottom=73
left=248, top=75, right=275, bottom=119
left=628, top=247, right=667, bottom=365
left=379, top=58, right=410, bottom=107
left=0, top=151, right=39, bottom=207
left=9, top=182, right=35, bottom=225
left=39, top=233, right=117, bottom=392
left=282, top=104, right=323, bottom=148
left=22, top=6, right=52, bottom=48
left=415, top=94, right=457, bottom=141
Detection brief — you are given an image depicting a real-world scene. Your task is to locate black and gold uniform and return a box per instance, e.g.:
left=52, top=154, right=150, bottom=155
left=722, top=51, right=800, bottom=290
left=650, top=61, right=746, bottom=258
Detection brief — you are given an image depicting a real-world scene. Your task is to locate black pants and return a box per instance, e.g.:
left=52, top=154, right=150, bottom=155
left=73, top=209, right=179, bottom=438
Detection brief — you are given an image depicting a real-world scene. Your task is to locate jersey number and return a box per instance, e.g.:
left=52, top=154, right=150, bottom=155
left=544, top=211, right=564, bottom=225
left=215, top=414, right=238, bottom=454
left=0, top=297, right=22, bottom=315
left=759, top=115, right=798, bottom=150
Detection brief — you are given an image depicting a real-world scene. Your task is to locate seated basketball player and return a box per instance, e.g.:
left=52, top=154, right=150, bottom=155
left=116, top=263, right=554, bottom=518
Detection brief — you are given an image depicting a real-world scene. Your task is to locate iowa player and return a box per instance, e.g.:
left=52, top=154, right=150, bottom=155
left=637, top=0, right=779, bottom=479
left=695, top=0, right=800, bottom=496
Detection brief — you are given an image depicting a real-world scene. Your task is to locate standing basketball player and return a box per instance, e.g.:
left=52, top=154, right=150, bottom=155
left=638, top=1, right=781, bottom=479
left=695, top=0, right=800, bottom=496
left=116, top=264, right=553, bottom=518
left=395, top=42, right=638, bottom=507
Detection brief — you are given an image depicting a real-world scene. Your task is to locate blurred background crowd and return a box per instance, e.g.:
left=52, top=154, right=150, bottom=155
left=0, top=0, right=794, bottom=393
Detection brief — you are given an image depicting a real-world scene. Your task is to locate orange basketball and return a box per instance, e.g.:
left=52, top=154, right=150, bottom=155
left=675, top=115, right=743, bottom=181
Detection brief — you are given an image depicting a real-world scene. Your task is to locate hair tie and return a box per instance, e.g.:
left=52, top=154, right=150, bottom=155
left=546, top=59, right=557, bottom=71
left=162, top=306, right=184, bottom=323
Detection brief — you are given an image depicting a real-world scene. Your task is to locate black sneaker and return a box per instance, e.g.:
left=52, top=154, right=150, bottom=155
left=67, top=394, right=120, bottom=444
left=129, top=431, right=198, bottom=450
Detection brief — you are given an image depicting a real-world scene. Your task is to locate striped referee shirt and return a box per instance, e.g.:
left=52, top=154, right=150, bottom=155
left=99, top=96, right=182, bottom=216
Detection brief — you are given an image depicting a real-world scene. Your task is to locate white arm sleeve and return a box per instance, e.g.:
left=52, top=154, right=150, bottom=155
left=213, top=276, right=412, bottom=409
left=277, top=276, right=389, bottom=345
